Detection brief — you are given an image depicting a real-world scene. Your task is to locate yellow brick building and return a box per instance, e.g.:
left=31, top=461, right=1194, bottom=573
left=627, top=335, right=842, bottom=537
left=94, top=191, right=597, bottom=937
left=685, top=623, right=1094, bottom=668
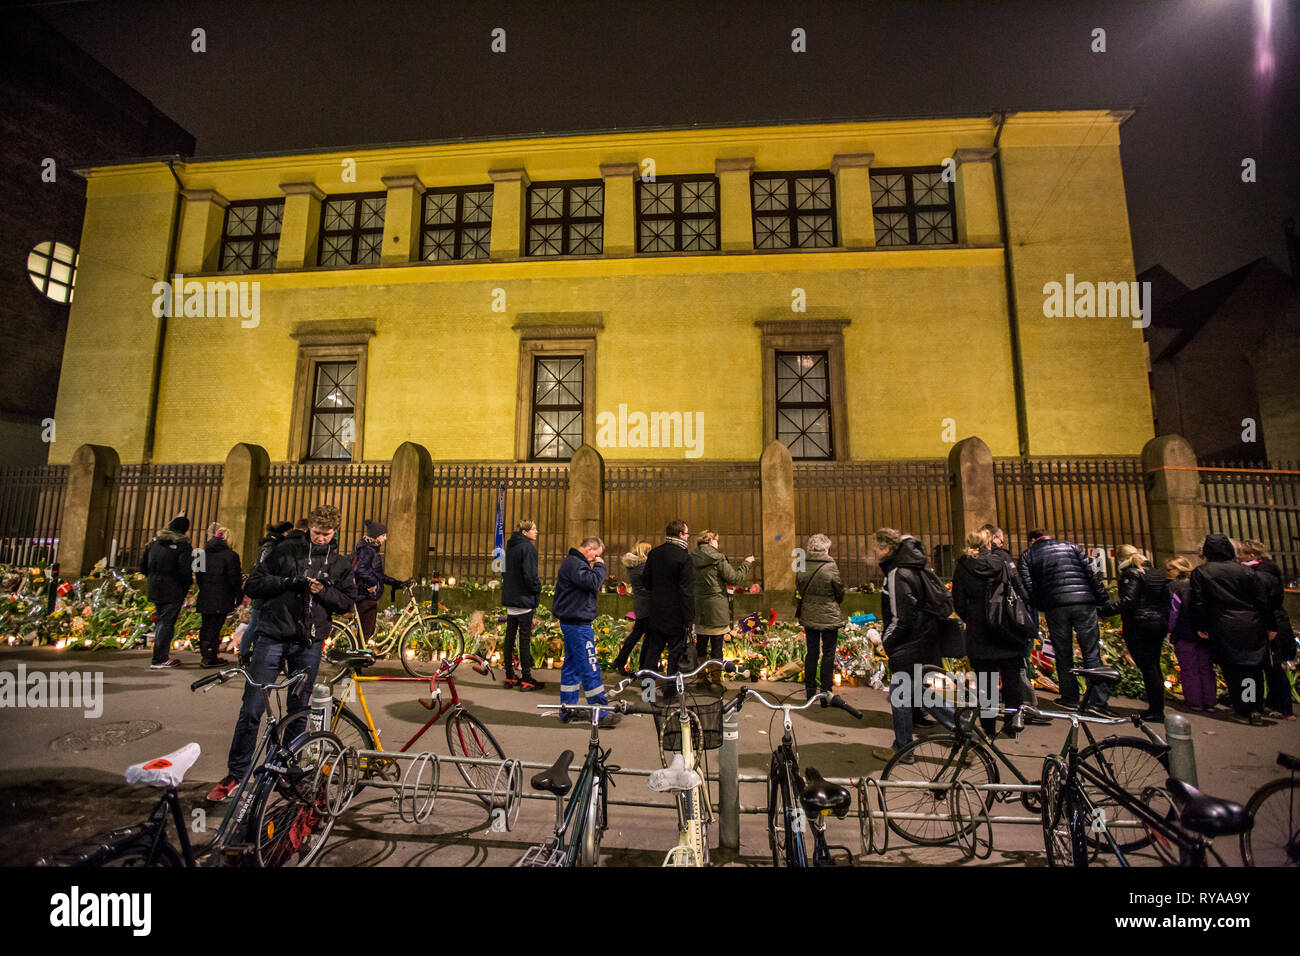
left=51, top=111, right=1153, bottom=467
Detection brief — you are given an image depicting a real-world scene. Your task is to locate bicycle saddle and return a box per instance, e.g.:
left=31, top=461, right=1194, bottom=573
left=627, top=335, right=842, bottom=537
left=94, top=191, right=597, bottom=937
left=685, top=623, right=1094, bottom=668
left=1072, top=666, right=1121, bottom=682
left=1278, top=753, right=1300, bottom=773
left=328, top=648, right=376, bottom=669
left=1164, top=777, right=1252, bottom=837
left=125, top=742, right=201, bottom=789
left=800, top=768, right=851, bottom=819
left=531, top=750, right=574, bottom=797
left=648, top=753, right=702, bottom=793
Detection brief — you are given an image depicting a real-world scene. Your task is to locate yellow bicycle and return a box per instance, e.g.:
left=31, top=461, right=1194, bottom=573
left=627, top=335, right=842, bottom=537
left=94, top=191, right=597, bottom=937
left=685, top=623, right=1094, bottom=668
left=327, top=582, right=464, bottom=679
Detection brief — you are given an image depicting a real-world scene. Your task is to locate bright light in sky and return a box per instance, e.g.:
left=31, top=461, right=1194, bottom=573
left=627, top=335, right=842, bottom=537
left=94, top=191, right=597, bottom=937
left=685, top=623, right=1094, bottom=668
left=1255, top=0, right=1275, bottom=81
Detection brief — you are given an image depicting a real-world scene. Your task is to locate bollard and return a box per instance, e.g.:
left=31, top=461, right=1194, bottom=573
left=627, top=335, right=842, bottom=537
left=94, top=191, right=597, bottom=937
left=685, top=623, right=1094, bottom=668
left=46, top=562, right=60, bottom=615
left=1165, top=713, right=1197, bottom=787
left=719, top=707, right=740, bottom=851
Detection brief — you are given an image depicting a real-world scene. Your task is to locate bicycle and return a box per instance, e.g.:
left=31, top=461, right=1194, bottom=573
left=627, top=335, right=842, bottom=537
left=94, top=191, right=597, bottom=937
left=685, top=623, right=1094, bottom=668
left=39, top=669, right=350, bottom=867
left=516, top=696, right=651, bottom=867
left=280, top=646, right=505, bottom=807
left=1035, top=705, right=1252, bottom=867
left=881, top=664, right=1169, bottom=851
left=638, top=659, right=741, bottom=867
left=327, top=581, right=465, bottom=679
left=735, top=687, right=864, bottom=867
left=1240, top=752, right=1299, bottom=866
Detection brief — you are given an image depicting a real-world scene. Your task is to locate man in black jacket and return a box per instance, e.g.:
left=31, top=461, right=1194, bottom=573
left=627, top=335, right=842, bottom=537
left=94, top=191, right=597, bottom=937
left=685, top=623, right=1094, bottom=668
left=1018, top=529, right=1110, bottom=714
left=873, top=529, right=940, bottom=762
left=351, top=519, right=407, bottom=644
left=139, top=513, right=193, bottom=669
left=1239, top=539, right=1295, bottom=719
left=640, top=520, right=695, bottom=697
left=208, top=504, right=358, bottom=801
left=502, top=519, right=545, bottom=691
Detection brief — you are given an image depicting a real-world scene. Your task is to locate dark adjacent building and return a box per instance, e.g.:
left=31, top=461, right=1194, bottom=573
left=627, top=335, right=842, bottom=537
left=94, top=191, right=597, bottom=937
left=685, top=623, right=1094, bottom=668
left=0, top=13, right=194, bottom=466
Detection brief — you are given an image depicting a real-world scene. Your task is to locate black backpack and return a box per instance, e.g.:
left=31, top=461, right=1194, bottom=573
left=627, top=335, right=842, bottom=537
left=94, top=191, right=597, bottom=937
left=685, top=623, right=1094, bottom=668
left=915, top=566, right=964, bottom=658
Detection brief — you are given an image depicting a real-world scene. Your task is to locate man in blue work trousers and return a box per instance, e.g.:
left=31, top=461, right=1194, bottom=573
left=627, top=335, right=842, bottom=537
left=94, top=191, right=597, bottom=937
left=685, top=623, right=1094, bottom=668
left=553, top=536, right=620, bottom=728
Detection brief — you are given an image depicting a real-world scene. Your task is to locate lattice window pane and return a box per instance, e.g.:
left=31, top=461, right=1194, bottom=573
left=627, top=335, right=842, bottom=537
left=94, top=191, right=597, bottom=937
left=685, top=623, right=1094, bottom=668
left=775, top=351, right=832, bottom=460
left=531, top=187, right=565, bottom=219
left=262, top=201, right=284, bottom=234
left=752, top=179, right=786, bottom=212
left=259, top=238, right=279, bottom=264
left=534, top=358, right=583, bottom=406
left=681, top=219, right=717, bottom=251
left=423, top=229, right=457, bottom=260
left=309, top=414, right=353, bottom=460
left=639, top=182, right=674, bottom=216
left=529, top=224, right=563, bottom=256
left=794, top=177, right=832, bottom=210
left=463, top=226, right=491, bottom=258
left=640, top=220, right=674, bottom=252
left=569, top=222, right=602, bottom=255
left=796, top=214, right=835, bottom=248
left=871, top=174, right=907, bottom=208
left=873, top=212, right=909, bottom=246
left=463, top=189, right=493, bottom=223
left=424, top=193, right=458, bottom=226
left=570, top=185, right=603, bottom=218
left=227, top=206, right=257, bottom=236
left=359, top=198, right=386, bottom=231
left=222, top=240, right=254, bottom=271
left=681, top=180, right=717, bottom=215
left=755, top=216, right=790, bottom=249
left=323, top=201, right=354, bottom=231
left=915, top=210, right=955, bottom=245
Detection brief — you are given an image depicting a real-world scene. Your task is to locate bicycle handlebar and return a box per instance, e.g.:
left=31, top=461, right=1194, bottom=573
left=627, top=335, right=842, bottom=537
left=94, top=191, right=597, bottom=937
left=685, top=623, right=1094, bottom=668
left=636, top=659, right=737, bottom=681
left=189, top=668, right=307, bottom=694
left=738, top=687, right=862, bottom=719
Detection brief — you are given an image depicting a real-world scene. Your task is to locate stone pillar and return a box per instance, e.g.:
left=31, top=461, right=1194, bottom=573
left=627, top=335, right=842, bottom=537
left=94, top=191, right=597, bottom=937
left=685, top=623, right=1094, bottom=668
left=831, top=153, right=875, bottom=248
left=277, top=182, right=324, bottom=269
left=716, top=157, right=755, bottom=252
left=953, top=148, right=1000, bottom=246
left=60, top=444, right=120, bottom=578
left=600, top=163, right=637, bottom=256
left=217, top=442, right=270, bottom=570
left=760, top=440, right=795, bottom=591
left=388, top=441, right=433, bottom=582
left=174, top=189, right=229, bottom=274
left=380, top=175, right=425, bottom=266
left=566, top=444, right=604, bottom=546
left=489, top=168, right=530, bottom=259
left=1142, top=434, right=1208, bottom=566
left=948, top=436, right=997, bottom=546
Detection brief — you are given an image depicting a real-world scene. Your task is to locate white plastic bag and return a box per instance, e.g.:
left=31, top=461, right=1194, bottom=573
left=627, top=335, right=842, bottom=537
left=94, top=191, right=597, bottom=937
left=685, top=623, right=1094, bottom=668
left=125, top=742, right=201, bottom=788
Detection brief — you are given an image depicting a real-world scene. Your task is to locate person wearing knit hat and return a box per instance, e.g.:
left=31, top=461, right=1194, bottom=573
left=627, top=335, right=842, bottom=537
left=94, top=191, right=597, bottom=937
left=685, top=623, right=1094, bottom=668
left=139, top=513, right=193, bottom=668
left=352, top=519, right=408, bottom=642
left=239, top=520, right=296, bottom=664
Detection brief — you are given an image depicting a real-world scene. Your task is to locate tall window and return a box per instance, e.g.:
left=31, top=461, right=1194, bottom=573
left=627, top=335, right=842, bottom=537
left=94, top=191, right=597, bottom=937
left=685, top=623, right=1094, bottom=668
left=421, top=186, right=493, bottom=261
left=870, top=167, right=957, bottom=246
left=308, top=361, right=357, bottom=460
left=526, top=181, right=603, bottom=256
left=775, top=351, right=833, bottom=460
left=636, top=175, right=719, bottom=253
left=751, top=172, right=837, bottom=250
left=220, top=199, right=284, bottom=271
left=318, top=193, right=386, bottom=266
left=531, top=355, right=584, bottom=460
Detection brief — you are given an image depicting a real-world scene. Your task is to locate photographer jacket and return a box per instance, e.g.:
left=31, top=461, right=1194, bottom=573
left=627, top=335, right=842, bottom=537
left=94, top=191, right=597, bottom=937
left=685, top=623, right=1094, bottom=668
left=244, top=531, right=357, bottom=643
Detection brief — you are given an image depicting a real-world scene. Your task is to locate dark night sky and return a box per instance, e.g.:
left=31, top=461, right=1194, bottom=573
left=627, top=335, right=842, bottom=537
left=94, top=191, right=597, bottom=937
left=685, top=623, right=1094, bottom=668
left=27, top=0, right=1300, bottom=289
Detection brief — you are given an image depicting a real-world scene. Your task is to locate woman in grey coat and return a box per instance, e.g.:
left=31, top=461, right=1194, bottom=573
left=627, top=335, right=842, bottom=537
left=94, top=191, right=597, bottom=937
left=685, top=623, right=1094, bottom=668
left=796, top=534, right=845, bottom=701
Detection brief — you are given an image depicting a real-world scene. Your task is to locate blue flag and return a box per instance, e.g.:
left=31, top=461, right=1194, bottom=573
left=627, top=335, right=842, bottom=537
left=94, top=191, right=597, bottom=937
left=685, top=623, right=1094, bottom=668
left=494, top=483, right=505, bottom=566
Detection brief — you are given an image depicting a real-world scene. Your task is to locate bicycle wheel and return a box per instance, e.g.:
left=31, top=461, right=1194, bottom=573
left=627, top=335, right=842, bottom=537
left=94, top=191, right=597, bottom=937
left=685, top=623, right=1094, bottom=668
left=325, top=620, right=356, bottom=656
left=99, top=837, right=183, bottom=867
left=445, top=709, right=506, bottom=808
left=1241, top=778, right=1300, bottom=867
left=283, top=704, right=393, bottom=782
left=399, top=616, right=466, bottom=679
left=578, top=776, right=603, bottom=867
left=881, top=733, right=998, bottom=846
left=768, top=753, right=807, bottom=867
left=1076, top=737, right=1168, bottom=852
left=251, top=731, right=344, bottom=867
left=1041, top=755, right=1088, bottom=867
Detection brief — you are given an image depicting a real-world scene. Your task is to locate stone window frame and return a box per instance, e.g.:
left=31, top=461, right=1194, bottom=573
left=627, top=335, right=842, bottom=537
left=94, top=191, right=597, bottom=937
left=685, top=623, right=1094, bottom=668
left=513, top=316, right=602, bottom=462
left=287, top=330, right=372, bottom=463
left=756, top=319, right=850, bottom=461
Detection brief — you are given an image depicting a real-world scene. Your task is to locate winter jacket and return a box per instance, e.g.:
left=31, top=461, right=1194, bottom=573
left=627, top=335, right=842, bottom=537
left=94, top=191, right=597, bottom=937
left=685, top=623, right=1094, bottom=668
left=622, top=551, right=651, bottom=620
left=1245, top=556, right=1296, bottom=660
left=139, top=529, right=193, bottom=606
left=643, top=539, right=694, bottom=635
left=1189, top=534, right=1269, bottom=668
left=692, top=543, right=751, bottom=630
left=502, top=531, right=541, bottom=610
left=952, top=547, right=1029, bottom=660
left=1105, top=562, right=1170, bottom=644
left=879, top=536, right=939, bottom=667
left=1017, top=537, right=1106, bottom=611
left=1167, top=577, right=1199, bottom=645
left=248, top=531, right=286, bottom=610
left=195, top=537, right=243, bottom=615
left=351, top=536, right=401, bottom=600
left=796, top=552, right=845, bottom=631
left=244, top=531, right=358, bottom=644
left=552, top=548, right=606, bottom=624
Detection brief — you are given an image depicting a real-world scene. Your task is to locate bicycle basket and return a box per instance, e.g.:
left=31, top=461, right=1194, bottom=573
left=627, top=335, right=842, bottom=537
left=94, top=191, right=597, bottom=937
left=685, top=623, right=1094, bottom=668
left=653, top=693, right=724, bottom=752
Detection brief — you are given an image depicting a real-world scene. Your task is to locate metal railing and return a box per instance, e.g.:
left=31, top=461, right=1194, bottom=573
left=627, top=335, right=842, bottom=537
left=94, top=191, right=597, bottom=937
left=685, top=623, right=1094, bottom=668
left=1199, top=460, right=1300, bottom=585
left=263, top=461, right=390, bottom=557
left=0, top=465, right=68, bottom=566
left=105, top=463, right=224, bottom=569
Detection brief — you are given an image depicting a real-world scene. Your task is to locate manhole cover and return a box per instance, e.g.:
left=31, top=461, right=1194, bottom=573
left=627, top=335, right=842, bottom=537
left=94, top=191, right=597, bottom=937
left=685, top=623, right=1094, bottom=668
left=49, top=720, right=163, bottom=752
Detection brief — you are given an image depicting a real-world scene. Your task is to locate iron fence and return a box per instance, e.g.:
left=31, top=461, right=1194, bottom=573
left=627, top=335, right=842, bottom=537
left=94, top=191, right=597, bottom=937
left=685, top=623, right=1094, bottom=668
left=427, top=463, right=569, bottom=584
left=105, top=463, right=224, bottom=570
left=994, top=457, right=1150, bottom=581
left=264, top=462, right=390, bottom=559
left=0, top=466, right=69, bottom=566
left=1198, top=460, right=1300, bottom=586
left=795, top=460, right=954, bottom=584
left=604, top=463, right=762, bottom=584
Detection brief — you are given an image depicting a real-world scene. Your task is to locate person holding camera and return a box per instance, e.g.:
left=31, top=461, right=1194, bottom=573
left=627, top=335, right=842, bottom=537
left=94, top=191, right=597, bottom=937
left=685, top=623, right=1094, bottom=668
left=208, top=504, right=357, bottom=802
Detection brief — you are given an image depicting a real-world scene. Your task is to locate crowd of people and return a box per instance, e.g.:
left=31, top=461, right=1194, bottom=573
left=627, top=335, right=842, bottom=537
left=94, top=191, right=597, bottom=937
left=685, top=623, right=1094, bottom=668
left=134, top=505, right=1295, bottom=798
